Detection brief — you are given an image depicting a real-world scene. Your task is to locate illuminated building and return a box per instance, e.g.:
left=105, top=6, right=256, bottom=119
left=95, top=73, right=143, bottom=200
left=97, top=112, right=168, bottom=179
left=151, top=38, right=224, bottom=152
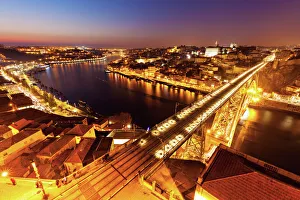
left=36, top=135, right=76, bottom=164
left=0, top=129, right=45, bottom=165
left=205, top=47, right=221, bottom=57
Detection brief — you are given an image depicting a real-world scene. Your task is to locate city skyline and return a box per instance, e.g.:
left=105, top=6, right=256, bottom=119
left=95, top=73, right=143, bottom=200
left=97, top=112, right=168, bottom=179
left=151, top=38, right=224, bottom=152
left=1, top=0, right=300, bottom=48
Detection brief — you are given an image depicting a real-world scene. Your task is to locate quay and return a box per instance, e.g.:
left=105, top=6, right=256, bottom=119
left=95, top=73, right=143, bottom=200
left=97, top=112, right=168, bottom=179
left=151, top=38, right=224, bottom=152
left=109, top=69, right=211, bottom=94
left=250, top=98, right=300, bottom=114
left=46, top=56, right=106, bottom=65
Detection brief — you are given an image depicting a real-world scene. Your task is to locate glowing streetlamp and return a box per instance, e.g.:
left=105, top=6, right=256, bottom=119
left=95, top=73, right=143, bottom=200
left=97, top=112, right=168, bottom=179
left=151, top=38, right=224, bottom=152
left=1, top=171, right=8, bottom=177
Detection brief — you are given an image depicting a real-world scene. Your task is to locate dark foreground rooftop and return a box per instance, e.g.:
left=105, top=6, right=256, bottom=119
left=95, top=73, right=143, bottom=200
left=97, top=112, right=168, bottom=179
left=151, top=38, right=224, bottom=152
left=198, top=144, right=300, bottom=200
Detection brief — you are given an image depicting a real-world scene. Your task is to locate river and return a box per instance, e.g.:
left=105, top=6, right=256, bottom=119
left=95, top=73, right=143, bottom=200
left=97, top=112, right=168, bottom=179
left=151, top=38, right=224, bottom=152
left=233, top=107, right=300, bottom=175
left=34, top=57, right=201, bottom=128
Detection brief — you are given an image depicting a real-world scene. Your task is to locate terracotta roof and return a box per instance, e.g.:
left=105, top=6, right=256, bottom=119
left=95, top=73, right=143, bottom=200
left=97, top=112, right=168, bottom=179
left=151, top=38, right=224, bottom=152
left=64, top=138, right=95, bottom=163
left=83, top=137, right=113, bottom=165
left=203, top=172, right=300, bottom=200
left=0, top=125, right=11, bottom=135
left=11, top=93, right=33, bottom=108
left=66, top=124, right=93, bottom=136
left=0, top=129, right=40, bottom=151
left=0, top=96, right=11, bottom=112
left=0, top=90, right=8, bottom=95
left=37, top=135, right=75, bottom=157
left=9, top=118, right=33, bottom=131
left=200, top=146, right=300, bottom=200
left=204, top=148, right=253, bottom=182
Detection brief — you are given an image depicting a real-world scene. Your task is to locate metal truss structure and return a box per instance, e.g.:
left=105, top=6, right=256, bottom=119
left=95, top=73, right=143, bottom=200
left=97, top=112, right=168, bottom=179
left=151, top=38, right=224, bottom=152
left=175, top=76, right=259, bottom=161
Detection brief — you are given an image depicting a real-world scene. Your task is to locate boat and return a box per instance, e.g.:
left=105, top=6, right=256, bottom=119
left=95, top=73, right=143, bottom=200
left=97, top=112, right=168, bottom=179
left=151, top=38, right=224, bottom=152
left=104, top=69, right=111, bottom=73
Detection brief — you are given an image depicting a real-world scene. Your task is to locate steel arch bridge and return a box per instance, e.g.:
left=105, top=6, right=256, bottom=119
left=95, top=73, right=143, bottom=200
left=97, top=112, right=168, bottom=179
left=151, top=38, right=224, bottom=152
left=52, top=55, right=275, bottom=200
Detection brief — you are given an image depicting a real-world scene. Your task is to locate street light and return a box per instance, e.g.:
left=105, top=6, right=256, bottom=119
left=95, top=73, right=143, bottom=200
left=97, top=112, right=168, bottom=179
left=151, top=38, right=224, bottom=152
left=31, top=161, right=47, bottom=198
left=1, top=171, right=8, bottom=177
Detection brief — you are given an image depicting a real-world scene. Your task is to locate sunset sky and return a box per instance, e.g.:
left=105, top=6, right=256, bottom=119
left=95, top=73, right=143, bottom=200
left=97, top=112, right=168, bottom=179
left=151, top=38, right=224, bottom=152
left=1, top=0, right=300, bottom=47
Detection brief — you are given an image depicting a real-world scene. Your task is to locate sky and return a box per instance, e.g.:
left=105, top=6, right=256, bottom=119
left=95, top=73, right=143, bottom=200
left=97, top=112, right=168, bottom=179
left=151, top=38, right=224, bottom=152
left=0, top=0, right=300, bottom=48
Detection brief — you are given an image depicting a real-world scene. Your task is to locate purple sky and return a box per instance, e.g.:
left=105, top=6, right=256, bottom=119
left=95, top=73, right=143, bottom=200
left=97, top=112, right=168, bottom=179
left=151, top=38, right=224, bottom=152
left=1, top=0, right=300, bottom=47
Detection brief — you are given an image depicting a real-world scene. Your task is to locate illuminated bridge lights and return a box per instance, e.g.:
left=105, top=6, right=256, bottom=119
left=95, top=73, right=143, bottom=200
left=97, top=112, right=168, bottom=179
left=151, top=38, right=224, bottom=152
left=175, top=134, right=184, bottom=141
left=151, top=130, right=160, bottom=136
left=169, top=139, right=178, bottom=147
left=138, top=139, right=147, bottom=147
left=157, top=126, right=166, bottom=132
left=152, top=119, right=177, bottom=136
left=155, top=134, right=185, bottom=159
left=164, top=144, right=172, bottom=152
left=155, top=150, right=164, bottom=159
left=168, top=119, right=176, bottom=125
left=163, top=123, right=170, bottom=128
left=185, top=127, right=193, bottom=133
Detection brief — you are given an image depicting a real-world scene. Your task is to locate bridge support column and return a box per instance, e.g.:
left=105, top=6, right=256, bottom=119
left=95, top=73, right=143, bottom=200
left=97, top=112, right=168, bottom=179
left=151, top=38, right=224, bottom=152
left=206, top=79, right=257, bottom=149
left=172, top=125, right=206, bottom=161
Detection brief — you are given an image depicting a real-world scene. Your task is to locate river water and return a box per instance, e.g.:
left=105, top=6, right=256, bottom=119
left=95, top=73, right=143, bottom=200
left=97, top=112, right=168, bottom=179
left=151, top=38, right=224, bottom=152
left=34, top=57, right=300, bottom=175
left=233, top=107, right=300, bottom=175
left=34, top=57, right=201, bottom=128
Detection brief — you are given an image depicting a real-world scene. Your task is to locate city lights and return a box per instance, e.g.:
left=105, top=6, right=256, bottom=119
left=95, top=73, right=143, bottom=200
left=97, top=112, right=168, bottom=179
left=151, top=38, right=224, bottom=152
left=0, top=1, right=297, bottom=198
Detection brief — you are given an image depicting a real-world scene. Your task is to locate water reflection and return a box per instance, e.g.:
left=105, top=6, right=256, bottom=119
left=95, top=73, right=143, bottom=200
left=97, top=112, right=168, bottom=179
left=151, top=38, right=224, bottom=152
left=233, top=107, right=300, bottom=175
left=35, top=59, right=201, bottom=128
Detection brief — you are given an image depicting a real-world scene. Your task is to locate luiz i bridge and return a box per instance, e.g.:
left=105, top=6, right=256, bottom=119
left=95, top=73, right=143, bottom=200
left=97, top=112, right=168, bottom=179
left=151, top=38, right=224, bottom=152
left=52, top=54, right=275, bottom=200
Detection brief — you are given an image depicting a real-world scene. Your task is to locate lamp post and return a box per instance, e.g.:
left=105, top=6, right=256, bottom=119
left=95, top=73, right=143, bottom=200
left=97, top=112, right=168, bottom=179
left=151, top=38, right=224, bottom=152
left=31, top=161, right=47, bottom=198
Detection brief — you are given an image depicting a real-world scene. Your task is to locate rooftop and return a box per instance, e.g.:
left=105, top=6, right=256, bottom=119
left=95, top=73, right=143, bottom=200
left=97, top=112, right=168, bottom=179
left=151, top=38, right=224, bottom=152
left=0, top=129, right=40, bottom=152
left=66, top=124, right=93, bottom=136
left=9, top=118, right=33, bottom=131
left=64, top=138, right=95, bottom=163
left=37, top=135, right=75, bottom=157
left=0, top=125, right=11, bottom=136
left=83, top=137, right=113, bottom=165
left=199, top=144, right=300, bottom=200
left=0, top=96, right=11, bottom=113
left=11, top=93, right=33, bottom=108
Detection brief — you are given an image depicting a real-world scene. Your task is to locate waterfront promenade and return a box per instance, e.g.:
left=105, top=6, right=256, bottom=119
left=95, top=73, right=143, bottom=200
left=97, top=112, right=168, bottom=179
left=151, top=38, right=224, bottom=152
left=107, top=67, right=213, bottom=94
left=250, top=94, right=300, bottom=114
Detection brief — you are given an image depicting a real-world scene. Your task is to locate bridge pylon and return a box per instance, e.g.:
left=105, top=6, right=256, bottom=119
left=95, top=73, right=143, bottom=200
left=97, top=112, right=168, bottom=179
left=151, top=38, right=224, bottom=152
left=171, top=125, right=206, bottom=161
left=205, top=77, right=258, bottom=150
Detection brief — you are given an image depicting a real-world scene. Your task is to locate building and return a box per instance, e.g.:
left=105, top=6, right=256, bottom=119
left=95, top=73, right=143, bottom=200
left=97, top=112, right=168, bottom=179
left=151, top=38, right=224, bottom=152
left=0, top=96, right=12, bottom=113
left=0, top=89, right=8, bottom=97
left=10, top=93, right=33, bottom=110
left=205, top=47, right=221, bottom=57
left=144, top=66, right=159, bottom=78
left=107, top=129, right=145, bottom=145
left=0, top=125, right=13, bottom=139
left=83, top=136, right=113, bottom=165
left=0, top=129, right=45, bottom=165
left=195, top=144, right=300, bottom=200
left=64, top=138, right=95, bottom=173
left=65, top=124, right=95, bottom=144
left=8, top=118, right=33, bottom=134
left=36, top=135, right=76, bottom=164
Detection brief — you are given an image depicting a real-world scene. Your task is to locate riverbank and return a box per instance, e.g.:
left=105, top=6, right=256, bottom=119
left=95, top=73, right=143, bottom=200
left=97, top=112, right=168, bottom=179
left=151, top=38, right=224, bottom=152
left=1, top=68, right=89, bottom=118
left=250, top=98, right=300, bottom=114
left=107, top=66, right=213, bottom=94
left=46, top=56, right=106, bottom=65
left=33, top=60, right=201, bottom=128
